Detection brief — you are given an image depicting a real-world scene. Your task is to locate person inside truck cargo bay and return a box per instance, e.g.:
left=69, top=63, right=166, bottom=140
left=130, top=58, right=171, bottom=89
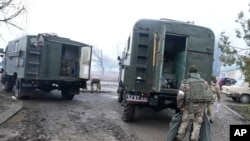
left=161, top=40, right=176, bottom=88
left=163, top=59, right=174, bottom=74
left=164, top=40, right=176, bottom=73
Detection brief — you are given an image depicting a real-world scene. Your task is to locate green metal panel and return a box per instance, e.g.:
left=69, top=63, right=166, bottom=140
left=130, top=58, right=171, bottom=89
left=23, top=36, right=62, bottom=80
left=186, top=33, right=214, bottom=83
left=3, top=34, right=93, bottom=85
left=133, top=28, right=150, bottom=91
left=5, top=36, right=28, bottom=78
left=121, top=19, right=215, bottom=92
left=40, top=41, right=62, bottom=79
left=79, top=46, right=92, bottom=79
left=153, top=26, right=166, bottom=92
left=174, top=52, right=186, bottom=87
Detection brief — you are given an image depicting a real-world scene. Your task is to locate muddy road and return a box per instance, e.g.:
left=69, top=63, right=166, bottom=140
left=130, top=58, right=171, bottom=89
left=0, top=82, right=249, bottom=141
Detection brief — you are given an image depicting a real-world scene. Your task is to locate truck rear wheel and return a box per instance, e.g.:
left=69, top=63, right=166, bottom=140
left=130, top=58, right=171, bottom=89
left=3, top=80, right=14, bottom=92
left=61, top=88, right=74, bottom=100
left=118, top=93, right=123, bottom=103
left=15, top=79, right=29, bottom=99
left=122, top=103, right=135, bottom=122
left=117, top=88, right=124, bottom=103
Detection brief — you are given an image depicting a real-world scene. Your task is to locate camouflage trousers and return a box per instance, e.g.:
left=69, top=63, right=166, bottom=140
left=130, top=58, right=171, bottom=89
left=216, top=92, right=221, bottom=103
left=207, top=94, right=217, bottom=121
left=176, top=104, right=206, bottom=141
left=91, top=78, right=101, bottom=93
left=207, top=94, right=220, bottom=121
left=207, top=102, right=214, bottom=122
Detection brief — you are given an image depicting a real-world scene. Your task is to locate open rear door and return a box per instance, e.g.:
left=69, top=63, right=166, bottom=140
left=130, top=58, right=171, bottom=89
left=79, top=46, right=92, bottom=79
left=153, top=26, right=166, bottom=92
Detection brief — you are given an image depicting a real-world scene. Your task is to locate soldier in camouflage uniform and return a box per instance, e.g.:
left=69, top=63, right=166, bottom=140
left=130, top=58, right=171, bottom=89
left=176, top=65, right=211, bottom=141
left=91, top=77, right=101, bottom=93
left=207, top=75, right=221, bottom=123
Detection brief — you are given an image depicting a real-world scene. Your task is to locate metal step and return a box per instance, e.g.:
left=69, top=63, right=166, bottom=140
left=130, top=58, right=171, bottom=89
left=28, top=50, right=41, bottom=55
left=28, top=62, right=40, bottom=65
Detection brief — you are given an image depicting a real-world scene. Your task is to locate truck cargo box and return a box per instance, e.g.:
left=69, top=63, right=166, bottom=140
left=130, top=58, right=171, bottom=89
left=117, top=19, right=215, bottom=122
left=0, top=33, right=92, bottom=100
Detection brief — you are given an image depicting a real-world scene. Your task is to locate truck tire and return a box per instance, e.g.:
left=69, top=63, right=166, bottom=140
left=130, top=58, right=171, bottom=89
left=14, top=79, right=29, bottom=99
left=118, top=93, right=123, bottom=103
left=122, top=103, right=135, bottom=122
left=61, top=88, right=74, bottom=100
left=1, top=75, right=5, bottom=84
left=117, top=88, right=123, bottom=103
left=3, top=80, right=14, bottom=92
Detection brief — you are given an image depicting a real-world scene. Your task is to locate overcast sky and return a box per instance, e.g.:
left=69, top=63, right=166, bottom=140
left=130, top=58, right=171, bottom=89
left=1, top=0, right=249, bottom=59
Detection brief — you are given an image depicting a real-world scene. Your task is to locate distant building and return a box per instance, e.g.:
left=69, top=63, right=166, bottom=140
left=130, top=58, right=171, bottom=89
left=219, top=64, right=244, bottom=80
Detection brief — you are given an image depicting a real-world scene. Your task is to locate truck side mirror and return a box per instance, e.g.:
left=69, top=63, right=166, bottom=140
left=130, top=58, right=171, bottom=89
left=117, top=56, right=121, bottom=61
left=119, top=62, right=124, bottom=69
left=0, top=48, right=4, bottom=53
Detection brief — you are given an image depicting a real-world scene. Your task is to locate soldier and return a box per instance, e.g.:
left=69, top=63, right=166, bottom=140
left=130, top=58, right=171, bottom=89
left=91, top=77, right=101, bottom=93
left=175, top=65, right=212, bottom=141
left=207, top=74, right=221, bottom=123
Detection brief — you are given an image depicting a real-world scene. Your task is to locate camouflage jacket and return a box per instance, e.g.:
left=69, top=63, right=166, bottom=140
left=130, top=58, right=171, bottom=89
left=211, top=81, right=220, bottom=95
left=177, top=73, right=211, bottom=109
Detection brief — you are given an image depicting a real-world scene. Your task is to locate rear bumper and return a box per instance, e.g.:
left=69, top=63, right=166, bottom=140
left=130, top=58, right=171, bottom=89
left=125, top=91, right=177, bottom=106
left=18, top=79, right=87, bottom=89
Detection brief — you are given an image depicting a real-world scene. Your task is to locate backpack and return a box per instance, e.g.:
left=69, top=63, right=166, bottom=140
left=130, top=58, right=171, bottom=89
left=184, top=79, right=212, bottom=103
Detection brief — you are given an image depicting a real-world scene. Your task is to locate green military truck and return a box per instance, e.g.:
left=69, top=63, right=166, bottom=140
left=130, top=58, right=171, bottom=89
left=117, top=19, right=215, bottom=122
left=0, top=33, right=92, bottom=100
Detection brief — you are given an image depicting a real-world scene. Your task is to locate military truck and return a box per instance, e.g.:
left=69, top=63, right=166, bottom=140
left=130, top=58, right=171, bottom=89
left=117, top=19, right=215, bottom=122
left=0, top=33, right=92, bottom=100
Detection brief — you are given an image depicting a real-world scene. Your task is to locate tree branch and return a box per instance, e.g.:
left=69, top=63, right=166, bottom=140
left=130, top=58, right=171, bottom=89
left=0, top=0, right=27, bottom=30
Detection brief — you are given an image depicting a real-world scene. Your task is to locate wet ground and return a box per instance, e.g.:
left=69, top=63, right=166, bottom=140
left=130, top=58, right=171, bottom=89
left=0, top=81, right=249, bottom=141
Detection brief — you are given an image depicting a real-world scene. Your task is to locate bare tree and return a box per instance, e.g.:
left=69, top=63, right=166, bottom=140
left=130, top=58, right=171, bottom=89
left=0, top=0, right=27, bottom=30
left=92, top=47, right=105, bottom=75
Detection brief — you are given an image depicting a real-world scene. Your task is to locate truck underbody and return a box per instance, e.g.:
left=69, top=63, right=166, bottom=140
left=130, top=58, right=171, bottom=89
left=1, top=73, right=87, bottom=100
left=117, top=82, right=179, bottom=122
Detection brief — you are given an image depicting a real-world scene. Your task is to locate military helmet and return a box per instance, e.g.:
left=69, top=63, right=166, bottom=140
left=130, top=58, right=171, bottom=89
left=211, top=74, right=217, bottom=83
left=188, top=65, right=198, bottom=73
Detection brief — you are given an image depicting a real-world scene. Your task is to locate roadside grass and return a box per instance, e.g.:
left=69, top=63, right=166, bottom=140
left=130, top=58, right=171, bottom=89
left=227, top=104, right=250, bottom=120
